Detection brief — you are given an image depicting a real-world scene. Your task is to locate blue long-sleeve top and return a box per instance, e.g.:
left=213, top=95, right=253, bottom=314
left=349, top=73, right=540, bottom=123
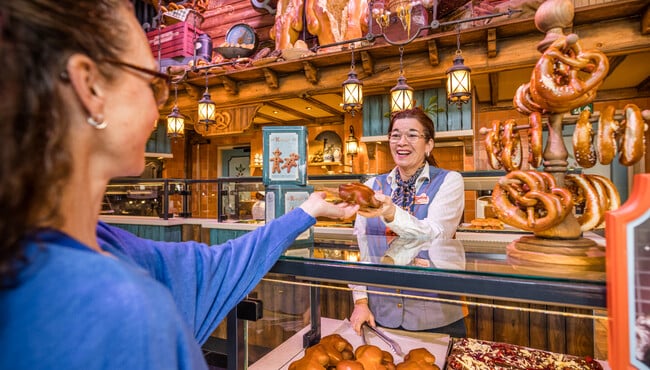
left=0, top=208, right=315, bottom=370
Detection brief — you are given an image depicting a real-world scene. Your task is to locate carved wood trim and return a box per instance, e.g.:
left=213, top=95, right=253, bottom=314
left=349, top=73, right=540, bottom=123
left=427, top=40, right=439, bottom=66
left=220, top=76, right=238, bottom=95
left=303, top=61, right=319, bottom=84
left=642, top=5, right=650, bottom=35
left=360, top=51, right=375, bottom=75
left=263, top=68, right=279, bottom=88
left=193, top=104, right=261, bottom=136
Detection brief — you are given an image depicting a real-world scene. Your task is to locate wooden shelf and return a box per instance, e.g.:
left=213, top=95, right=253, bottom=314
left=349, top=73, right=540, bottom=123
left=309, top=162, right=343, bottom=167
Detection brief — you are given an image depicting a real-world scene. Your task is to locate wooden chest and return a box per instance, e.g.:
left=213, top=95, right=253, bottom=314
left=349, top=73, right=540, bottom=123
left=146, top=21, right=203, bottom=59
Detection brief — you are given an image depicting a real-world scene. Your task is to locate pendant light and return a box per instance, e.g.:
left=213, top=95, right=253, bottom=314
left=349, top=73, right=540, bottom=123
left=342, top=47, right=363, bottom=116
left=197, top=72, right=216, bottom=129
left=167, top=83, right=185, bottom=139
left=390, top=47, right=414, bottom=114
left=345, top=125, right=359, bottom=157
left=446, top=27, right=472, bottom=108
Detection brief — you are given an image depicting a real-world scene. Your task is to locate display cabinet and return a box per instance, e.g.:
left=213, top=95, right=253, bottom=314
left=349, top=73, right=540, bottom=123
left=203, top=234, right=608, bottom=370
left=217, top=177, right=266, bottom=222
left=103, top=178, right=219, bottom=219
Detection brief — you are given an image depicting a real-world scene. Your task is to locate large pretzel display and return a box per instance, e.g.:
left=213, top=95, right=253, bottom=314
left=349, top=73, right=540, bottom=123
left=492, top=170, right=573, bottom=232
left=529, top=34, right=609, bottom=114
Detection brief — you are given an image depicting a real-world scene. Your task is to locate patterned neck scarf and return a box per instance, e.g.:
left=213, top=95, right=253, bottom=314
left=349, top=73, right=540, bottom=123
left=391, top=165, right=425, bottom=214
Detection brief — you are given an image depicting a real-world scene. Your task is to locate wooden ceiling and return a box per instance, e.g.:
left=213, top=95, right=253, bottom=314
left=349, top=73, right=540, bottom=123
left=171, top=0, right=650, bottom=127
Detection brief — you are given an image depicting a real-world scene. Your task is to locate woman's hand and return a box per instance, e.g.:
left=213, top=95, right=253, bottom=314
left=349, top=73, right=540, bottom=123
left=349, top=299, right=376, bottom=335
left=299, top=191, right=359, bottom=219
left=357, top=192, right=396, bottom=222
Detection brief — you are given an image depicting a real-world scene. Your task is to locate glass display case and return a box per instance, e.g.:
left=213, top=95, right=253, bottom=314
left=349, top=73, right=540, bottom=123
left=103, top=178, right=219, bottom=219
left=216, top=175, right=369, bottom=223
left=203, top=234, right=609, bottom=370
left=218, top=177, right=266, bottom=222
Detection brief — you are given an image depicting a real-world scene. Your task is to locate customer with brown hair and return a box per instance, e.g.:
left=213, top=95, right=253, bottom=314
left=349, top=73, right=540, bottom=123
left=348, top=107, right=467, bottom=338
left=0, top=1, right=358, bottom=369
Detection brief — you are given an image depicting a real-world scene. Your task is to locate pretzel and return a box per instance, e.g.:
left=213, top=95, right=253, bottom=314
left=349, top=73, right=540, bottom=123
left=500, top=119, right=523, bottom=172
left=338, top=183, right=382, bottom=210
left=619, top=104, right=647, bottom=166
left=528, top=111, right=544, bottom=168
left=491, top=170, right=572, bottom=232
left=529, top=34, right=608, bottom=113
left=588, top=174, right=621, bottom=228
left=513, top=83, right=542, bottom=115
left=565, top=174, right=603, bottom=232
left=318, top=334, right=354, bottom=365
left=485, top=120, right=503, bottom=170
left=596, top=105, right=618, bottom=165
left=288, top=343, right=330, bottom=370
left=572, top=109, right=596, bottom=168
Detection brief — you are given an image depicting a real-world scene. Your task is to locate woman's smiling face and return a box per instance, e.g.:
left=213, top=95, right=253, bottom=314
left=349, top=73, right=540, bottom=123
left=389, top=117, right=434, bottom=179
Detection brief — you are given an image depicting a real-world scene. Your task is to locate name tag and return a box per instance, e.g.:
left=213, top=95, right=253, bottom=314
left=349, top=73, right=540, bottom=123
left=414, top=194, right=429, bottom=204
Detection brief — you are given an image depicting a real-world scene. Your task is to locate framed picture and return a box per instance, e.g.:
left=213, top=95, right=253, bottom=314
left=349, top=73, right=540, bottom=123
left=228, top=156, right=250, bottom=177
left=607, top=174, right=650, bottom=369
left=262, top=126, right=308, bottom=185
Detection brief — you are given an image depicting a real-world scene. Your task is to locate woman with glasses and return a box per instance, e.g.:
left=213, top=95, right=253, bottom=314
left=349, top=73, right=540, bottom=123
left=348, top=107, right=467, bottom=338
left=0, top=1, right=358, bottom=369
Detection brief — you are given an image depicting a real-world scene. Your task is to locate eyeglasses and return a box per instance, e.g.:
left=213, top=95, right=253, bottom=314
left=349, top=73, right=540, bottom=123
left=101, top=58, right=171, bottom=107
left=388, top=130, right=426, bottom=143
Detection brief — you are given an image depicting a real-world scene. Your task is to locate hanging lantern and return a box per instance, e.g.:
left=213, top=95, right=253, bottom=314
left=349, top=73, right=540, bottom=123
left=390, top=74, right=414, bottom=114
left=167, top=105, right=185, bottom=139
left=446, top=51, right=472, bottom=107
left=197, top=88, right=217, bottom=127
left=342, top=68, right=363, bottom=116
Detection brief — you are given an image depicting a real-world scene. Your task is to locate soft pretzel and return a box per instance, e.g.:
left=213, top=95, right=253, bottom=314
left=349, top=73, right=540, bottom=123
left=596, top=105, right=618, bottom=165
left=336, top=360, right=364, bottom=370
left=491, top=170, right=572, bottom=232
left=500, top=119, right=523, bottom=172
left=529, top=34, right=608, bottom=113
left=355, top=345, right=394, bottom=370
left=288, top=343, right=330, bottom=370
left=396, top=348, right=439, bottom=370
left=587, top=174, right=621, bottom=228
left=513, top=83, right=543, bottom=115
left=338, top=183, right=382, bottom=211
left=565, top=174, right=602, bottom=232
left=619, top=104, right=647, bottom=166
left=318, top=334, right=354, bottom=365
left=572, top=109, right=596, bottom=168
left=528, top=111, right=544, bottom=168
left=485, top=120, right=503, bottom=170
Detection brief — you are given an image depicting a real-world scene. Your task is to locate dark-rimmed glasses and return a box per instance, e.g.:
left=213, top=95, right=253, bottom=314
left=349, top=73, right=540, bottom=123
left=388, top=130, right=426, bottom=143
left=101, top=58, right=171, bottom=107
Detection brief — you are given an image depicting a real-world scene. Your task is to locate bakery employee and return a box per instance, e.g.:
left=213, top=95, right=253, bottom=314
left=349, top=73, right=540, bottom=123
left=349, top=107, right=467, bottom=338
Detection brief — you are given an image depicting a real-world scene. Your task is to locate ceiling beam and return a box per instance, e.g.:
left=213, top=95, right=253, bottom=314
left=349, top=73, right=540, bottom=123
left=489, top=72, right=499, bottom=106
left=264, top=101, right=317, bottom=120
left=487, top=28, right=497, bottom=58
left=637, top=75, right=650, bottom=91
left=302, top=95, right=345, bottom=116
left=255, top=112, right=285, bottom=124
left=606, top=55, right=627, bottom=77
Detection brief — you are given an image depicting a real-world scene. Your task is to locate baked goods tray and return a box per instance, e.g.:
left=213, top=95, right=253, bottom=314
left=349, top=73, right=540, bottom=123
left=457, top=223, right=531, bottom=234
left=249, top=317, right=450, bottom=369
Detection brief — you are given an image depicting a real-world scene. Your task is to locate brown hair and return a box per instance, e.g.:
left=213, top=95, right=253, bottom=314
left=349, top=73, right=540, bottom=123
left=0, top=0, right=130, bottom=287
left=388, top=107, right=438, bottom=167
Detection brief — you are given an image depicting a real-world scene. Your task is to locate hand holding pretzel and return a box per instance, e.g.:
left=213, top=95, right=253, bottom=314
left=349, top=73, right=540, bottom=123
left=492, top=170, right=573, bottom=232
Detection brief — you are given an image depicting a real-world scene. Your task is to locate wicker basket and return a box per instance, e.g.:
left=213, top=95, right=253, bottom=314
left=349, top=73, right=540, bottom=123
left=163, top=9, right=204, bottom=27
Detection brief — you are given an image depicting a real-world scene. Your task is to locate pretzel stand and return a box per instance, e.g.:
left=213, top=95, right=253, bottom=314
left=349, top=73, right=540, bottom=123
left=485, top=0, right=646, bottom=269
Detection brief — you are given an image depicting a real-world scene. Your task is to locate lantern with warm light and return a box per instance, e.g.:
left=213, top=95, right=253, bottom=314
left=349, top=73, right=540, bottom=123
left=446, top=28, right=472, bottom=108
left=342, top=49, right=363, bottom=116
left=167, top=83, right=185, bottom=139
left=346, top=125, right=359, bottom=157
left=197, top=88, right=216, bottom=128
left=390, top=47, right=414, bottom=114
left=167, top=105, right=185, bottom=139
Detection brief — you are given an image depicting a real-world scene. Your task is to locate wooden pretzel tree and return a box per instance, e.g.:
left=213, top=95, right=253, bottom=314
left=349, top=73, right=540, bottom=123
left=484, top=0, right=648, bottom=267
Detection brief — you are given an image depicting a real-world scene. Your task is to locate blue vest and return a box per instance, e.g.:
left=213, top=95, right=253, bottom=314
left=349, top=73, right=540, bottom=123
left=364, top=167, right=464, bottom=330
